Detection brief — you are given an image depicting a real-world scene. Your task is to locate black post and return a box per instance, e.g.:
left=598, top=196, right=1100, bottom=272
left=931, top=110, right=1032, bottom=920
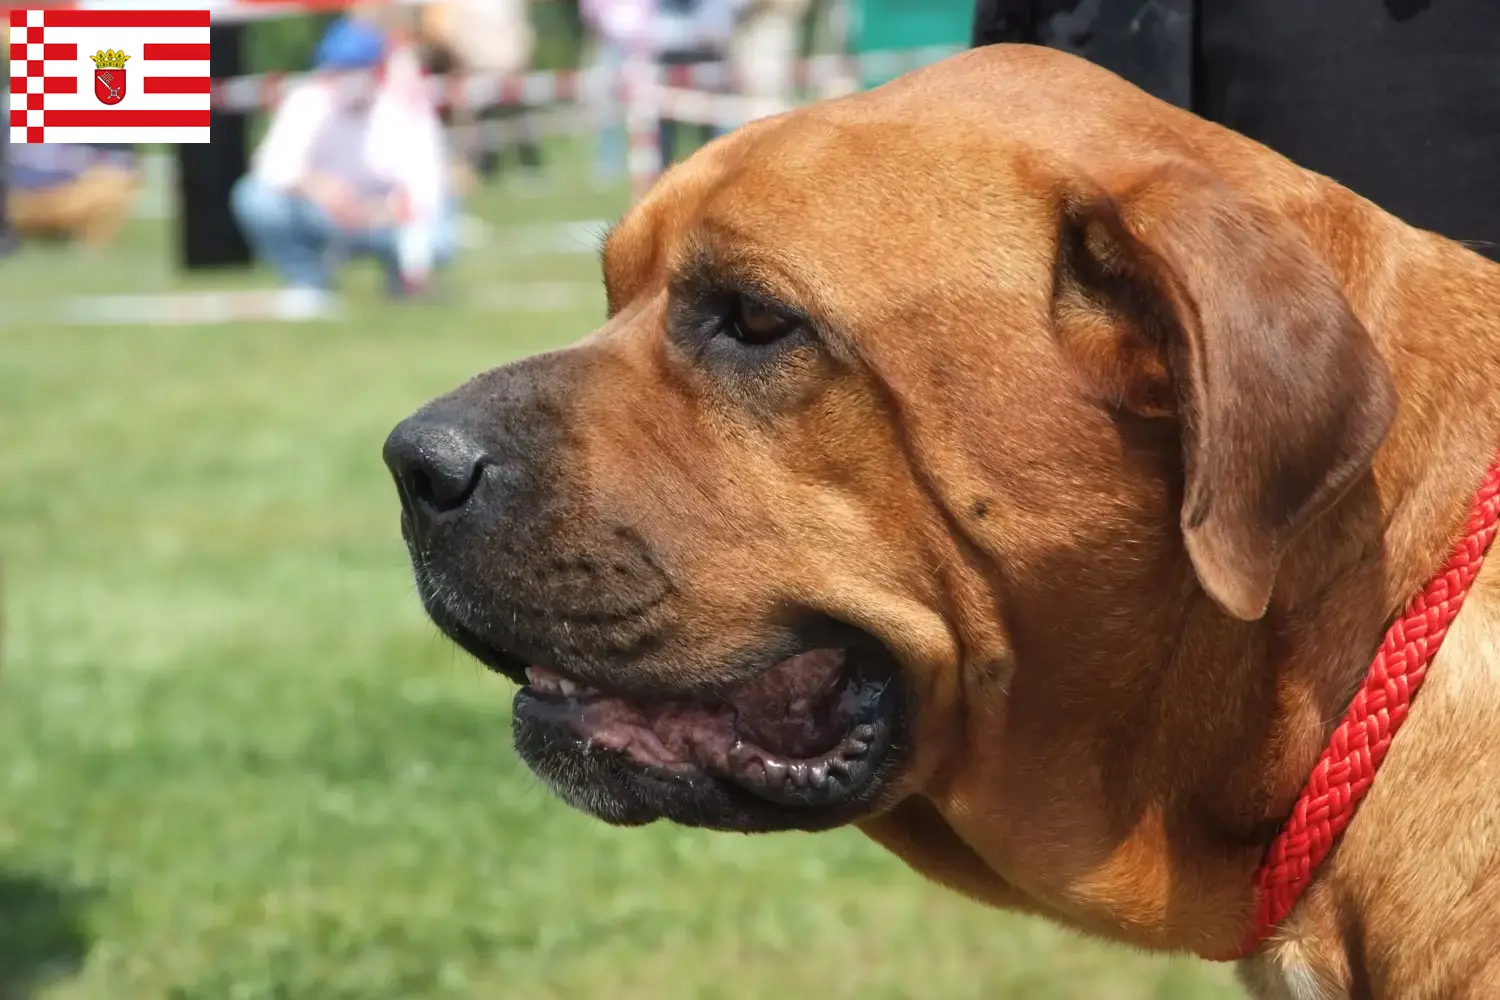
left=176, top=19, right=251, bottom=269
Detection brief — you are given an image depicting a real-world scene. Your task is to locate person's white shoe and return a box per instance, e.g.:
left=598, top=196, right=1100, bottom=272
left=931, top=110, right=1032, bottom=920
left=275, top=286, right=340, bottom=322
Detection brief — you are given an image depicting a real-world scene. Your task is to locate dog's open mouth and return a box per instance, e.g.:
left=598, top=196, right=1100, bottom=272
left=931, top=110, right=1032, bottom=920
left=414, top=578, right=908, bottom=827
left=514, top=647, right=898, bottom=809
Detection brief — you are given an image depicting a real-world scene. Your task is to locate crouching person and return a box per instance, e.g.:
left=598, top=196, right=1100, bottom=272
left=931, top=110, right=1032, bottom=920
left=231, top=16, right=455, bottom=305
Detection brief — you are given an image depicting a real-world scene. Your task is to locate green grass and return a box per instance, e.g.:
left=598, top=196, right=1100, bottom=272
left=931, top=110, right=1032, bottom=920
left=0, top=144, right=1245, bottom=1000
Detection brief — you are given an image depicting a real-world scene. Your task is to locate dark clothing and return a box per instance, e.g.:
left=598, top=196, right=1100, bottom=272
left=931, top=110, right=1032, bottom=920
left=970, top=0, right=1500, bottom=261
left=1197, top=0, right=1500, bottom=261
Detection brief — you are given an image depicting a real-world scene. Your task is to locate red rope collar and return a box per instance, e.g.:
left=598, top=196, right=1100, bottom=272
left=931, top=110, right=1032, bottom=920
left=1219, top=453, right=1500, bottom=961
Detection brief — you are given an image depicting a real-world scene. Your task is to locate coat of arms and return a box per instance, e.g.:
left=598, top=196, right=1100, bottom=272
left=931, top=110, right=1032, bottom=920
left=91, top=48, right=130, bottom=106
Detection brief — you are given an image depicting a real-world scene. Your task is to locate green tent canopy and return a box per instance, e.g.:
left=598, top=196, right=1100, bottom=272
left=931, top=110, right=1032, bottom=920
left=850, top=0, right=972, bottom=88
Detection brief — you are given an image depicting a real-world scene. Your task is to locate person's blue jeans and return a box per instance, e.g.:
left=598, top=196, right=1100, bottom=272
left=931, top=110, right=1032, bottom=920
left=592, top=41, right=627, bottom=181
left=231, top=174, right=456, bottom=292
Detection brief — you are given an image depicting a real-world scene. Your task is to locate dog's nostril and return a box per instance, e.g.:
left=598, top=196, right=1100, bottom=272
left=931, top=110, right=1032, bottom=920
left=405, top=453, right=483, bottom=514
left=407, top=467, right=439, bottom=509
left=382, top=416, right=489, bottom=520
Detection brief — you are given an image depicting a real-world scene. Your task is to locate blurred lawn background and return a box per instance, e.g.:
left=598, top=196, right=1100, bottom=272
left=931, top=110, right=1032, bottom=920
left=0, top=21, right=1248, bottom=987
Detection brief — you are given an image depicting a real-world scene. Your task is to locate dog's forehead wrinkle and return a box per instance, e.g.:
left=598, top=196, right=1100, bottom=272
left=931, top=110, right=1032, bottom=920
left=835, top=346, right=1008, bottom=614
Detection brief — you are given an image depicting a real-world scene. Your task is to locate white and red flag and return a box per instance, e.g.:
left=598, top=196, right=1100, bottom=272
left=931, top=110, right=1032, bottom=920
left=9, top=8, right=211, bottom=144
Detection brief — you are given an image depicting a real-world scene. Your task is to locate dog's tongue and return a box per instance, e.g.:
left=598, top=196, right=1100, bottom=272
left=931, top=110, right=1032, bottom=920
left=523, top=650, right=852, bottom=762
left=521, top=649, right=883, bottom=804
left=726, top=649, right=848, bottom=758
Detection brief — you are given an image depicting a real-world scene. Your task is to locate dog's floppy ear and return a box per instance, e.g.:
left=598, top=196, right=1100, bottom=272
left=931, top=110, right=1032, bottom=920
left=1051, top=162, right=1397, bottom=620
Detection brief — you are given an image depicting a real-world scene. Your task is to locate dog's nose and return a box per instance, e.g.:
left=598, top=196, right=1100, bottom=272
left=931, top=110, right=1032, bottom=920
left=383, top=415, right=489, bottom=524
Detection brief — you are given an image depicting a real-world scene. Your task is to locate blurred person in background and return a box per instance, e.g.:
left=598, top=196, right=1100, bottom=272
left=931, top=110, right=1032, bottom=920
left=230, top=14, right=454, bottom=310
left=654, top=0, right=747, bottom=165
left=728, top=0, right=811, bottom=109
left=7, top=144, right=140, bottom=254
left=579, top=0, right=647, bottom=186
left=419, top=0, right=545, bottom=190
left=583, top=0, right=750, bottom=179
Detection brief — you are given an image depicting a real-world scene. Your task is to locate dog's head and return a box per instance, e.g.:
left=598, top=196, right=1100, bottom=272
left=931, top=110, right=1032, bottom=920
left=384, top=45, right=1396, bottom=925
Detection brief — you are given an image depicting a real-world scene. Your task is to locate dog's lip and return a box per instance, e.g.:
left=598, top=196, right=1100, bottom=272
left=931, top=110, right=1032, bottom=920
left=417, top=591, right=531, bottom=686
left=419, top=575, right=885, bottom=703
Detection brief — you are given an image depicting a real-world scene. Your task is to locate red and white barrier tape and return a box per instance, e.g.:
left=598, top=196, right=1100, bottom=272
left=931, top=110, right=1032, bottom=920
left=211, top=46, right=963, bottom=115
left=0, top=0, right=436, bottom=24
left=653, top=86, right=791, bottom=128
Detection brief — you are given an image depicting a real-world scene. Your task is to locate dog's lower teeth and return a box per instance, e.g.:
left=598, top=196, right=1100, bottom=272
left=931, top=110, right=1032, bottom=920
left=558, top=679, right=579, bottom=698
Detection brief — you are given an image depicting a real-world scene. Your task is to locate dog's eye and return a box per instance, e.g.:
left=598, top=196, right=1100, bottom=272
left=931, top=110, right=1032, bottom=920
left=725, top=296, right=796, bottom=346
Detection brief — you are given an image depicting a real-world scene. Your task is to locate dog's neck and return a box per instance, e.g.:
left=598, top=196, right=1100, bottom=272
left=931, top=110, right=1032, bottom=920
left=1256, top=224, right=1500, bottom=805
left=880, top=213, right=1500, bottom=988
left=1189, top=234, right=1500, bottom=983
left=947, top=232, right=1500, bottom=961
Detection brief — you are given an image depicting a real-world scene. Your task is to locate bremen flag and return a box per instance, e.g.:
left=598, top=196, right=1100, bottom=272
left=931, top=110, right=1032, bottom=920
left=9, top=8, right=211, bottom=144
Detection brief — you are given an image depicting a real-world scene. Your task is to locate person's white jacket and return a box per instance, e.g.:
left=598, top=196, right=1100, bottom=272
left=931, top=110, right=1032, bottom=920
left=253, top=83, right=445, bottom=217
left=250, top=63, right=448, bottom=282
